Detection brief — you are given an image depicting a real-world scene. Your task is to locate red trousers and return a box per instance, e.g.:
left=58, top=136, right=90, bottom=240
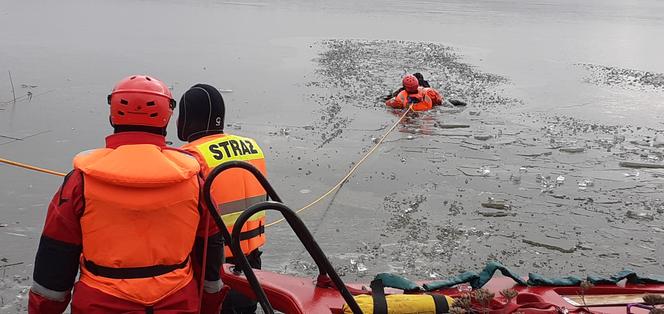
left=73, top=280, right=199, bottom=314
left=30, top=280, right=199, bottom=314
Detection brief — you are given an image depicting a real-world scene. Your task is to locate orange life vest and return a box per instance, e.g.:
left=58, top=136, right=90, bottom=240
left=182, top=134, right=267, bottom=258
left=394, top=88, right=433, bottom=111
left=73, top=144, right=201, bottom=306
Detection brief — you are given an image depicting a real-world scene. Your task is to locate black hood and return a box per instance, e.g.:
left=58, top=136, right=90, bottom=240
left=412, top=72, right=430, bottom=88
left=177, top=84, right=225, bottom=142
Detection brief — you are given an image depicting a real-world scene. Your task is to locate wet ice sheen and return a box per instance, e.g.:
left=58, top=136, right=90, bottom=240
left=1, top=0, right=664, bottom=309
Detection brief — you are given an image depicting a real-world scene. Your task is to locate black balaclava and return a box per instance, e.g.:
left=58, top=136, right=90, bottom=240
left=177, top=84, right=225, bottom=142
left=412, top=72, right=430, bottom=88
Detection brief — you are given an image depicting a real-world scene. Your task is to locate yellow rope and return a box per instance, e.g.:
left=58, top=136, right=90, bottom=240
left=0, top=157, right=66, bottom=177
left=266, top=105, right=412, bottom=227
left=0, top=105, right=413, bottom=228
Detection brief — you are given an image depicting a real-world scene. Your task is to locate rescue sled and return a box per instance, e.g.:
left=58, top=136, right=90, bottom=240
left=205, top=162, right=664, bottom=314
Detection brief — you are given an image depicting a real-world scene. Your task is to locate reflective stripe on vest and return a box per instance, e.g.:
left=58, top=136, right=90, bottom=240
left=73, top=145, right=200, bottom=305
left=395, top=92, right=408, bottom=109
left=182, top=134, right=268, bottom=258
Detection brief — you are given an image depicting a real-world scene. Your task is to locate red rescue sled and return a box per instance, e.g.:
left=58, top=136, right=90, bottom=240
left=222, top=266, right=664, bottom=314
left=206, top=161, right=664, bottom=314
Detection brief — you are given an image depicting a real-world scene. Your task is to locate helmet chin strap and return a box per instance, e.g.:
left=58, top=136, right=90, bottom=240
left=113, top=124, right=167, bottom=136
left=109, top=114, right=166, bottom=135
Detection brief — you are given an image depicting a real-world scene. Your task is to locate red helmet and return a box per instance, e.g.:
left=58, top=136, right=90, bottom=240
left=107, top=75, right=176, bottom=128
left=402, top=74, right=419, bottom=93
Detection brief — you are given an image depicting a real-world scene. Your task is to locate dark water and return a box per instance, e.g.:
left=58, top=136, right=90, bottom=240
left=1, top=0, right=663, bottom=312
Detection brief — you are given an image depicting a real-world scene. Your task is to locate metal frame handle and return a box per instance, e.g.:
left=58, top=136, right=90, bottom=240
left=202, top=161, right=362, bottom=314
left=232, top=201, right=363, bottom=314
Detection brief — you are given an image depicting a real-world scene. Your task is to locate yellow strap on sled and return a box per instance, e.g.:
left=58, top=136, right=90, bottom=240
left=343, top=279, right=454, bottom=314
left=342, top=294, right=455, bottom=314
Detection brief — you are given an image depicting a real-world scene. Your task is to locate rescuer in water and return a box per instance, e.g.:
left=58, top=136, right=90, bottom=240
left=385, top=74, right=444, bottom=111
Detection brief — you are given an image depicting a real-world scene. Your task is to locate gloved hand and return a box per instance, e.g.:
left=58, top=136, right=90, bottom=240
left=449, top=99, right=467, bottom=107
left=200, top=284, right=229, bottom=314
left=28, top=290, right=71, bottom=314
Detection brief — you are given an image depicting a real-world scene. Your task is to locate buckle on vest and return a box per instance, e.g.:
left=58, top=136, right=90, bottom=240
left=408, top=96, right=422, bottom=104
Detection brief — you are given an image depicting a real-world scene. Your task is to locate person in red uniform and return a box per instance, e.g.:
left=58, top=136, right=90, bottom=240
left=28, top=75, right=225, bottom=314
left=385, top=72, right=432, bottom=99
left=385, top=74, right=444, bottom=111
left=178, top=84, right=268, bottom=314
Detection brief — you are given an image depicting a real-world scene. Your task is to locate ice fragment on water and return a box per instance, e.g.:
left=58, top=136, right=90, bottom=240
left=626, top=210, right=654, bottom=221
left=510, top=171, right=521, bottom=184
left=577, top=179, right=594, bottom=190
left=624, top=170, right=640, bottom=177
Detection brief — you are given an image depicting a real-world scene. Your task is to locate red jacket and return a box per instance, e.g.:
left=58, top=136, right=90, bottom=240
left=29, top=132, right=224, bottom=314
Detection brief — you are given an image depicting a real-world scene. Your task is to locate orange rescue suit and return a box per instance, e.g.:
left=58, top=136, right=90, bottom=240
left=423, top=87, right=443, bottom=106
left=182, top=134, right=267, bottom=258
left=72, top=144, right=202, bottom=306
left=385, top=87, right=443, bottom=111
